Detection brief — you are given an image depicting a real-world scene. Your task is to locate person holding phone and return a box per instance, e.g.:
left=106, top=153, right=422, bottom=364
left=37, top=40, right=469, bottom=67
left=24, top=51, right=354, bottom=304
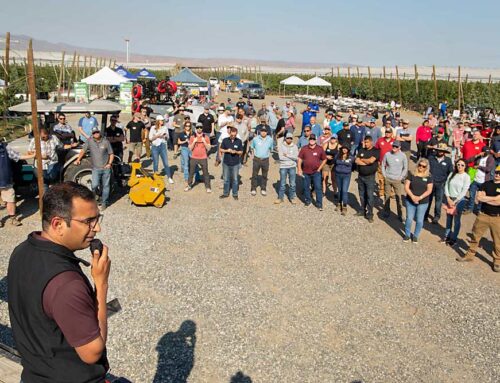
left=8, top=182, right=111, bottom=382
left=149, top=115, right=174, bottom=184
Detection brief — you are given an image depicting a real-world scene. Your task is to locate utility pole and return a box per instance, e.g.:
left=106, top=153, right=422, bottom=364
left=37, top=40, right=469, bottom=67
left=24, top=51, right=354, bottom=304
left=27, top=39, right=45, bottom=216
left=124, top=39, right=130, bottom=67
left=2, top=32, right=10, bottom=127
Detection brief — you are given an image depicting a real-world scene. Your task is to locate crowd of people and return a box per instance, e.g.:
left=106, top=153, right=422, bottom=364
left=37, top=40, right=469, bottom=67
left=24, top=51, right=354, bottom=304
left=1, top=95, right=499, bottom=272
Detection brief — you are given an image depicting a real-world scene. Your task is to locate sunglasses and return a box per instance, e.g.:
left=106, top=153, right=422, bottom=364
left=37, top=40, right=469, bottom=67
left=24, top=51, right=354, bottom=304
left=495, top=171, right=500, bottom=176
left=324, top=128, right=331, bottom=130
left=304, top=129, right=311, bottom=132
left=417, top=164, right=427, bottom=168
left=457, top=163, right=466, bottom=167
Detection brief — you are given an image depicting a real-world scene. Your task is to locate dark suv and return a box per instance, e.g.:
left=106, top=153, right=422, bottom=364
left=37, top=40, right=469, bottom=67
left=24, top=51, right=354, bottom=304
left=241, top=83, right=265, bottom=99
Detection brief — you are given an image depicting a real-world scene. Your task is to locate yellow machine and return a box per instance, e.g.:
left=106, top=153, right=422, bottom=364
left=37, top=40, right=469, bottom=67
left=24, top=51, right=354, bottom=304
left=127, top=162, right=166, bottom=208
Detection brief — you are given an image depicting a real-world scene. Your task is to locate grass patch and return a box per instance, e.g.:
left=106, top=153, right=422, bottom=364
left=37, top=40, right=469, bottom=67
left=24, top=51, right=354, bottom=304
left=0, top=118, right=30, bottom=141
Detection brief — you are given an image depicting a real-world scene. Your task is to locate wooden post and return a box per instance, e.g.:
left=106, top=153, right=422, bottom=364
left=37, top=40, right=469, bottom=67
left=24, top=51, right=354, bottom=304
left=76, top=54, right=80, bottom=79
left=383, top=66, right=387, bottom=99
left=447, top=73, right=450, bottom=82
left=2, top=32, right=10, bottom=127
left=457, top=66, right=461, bottom=112
left=337, top=66, right=341, bottom=90
left=27, top=39, right=45, bottom=216
left=67, top=51, right=77, bottom=99
left=82, top=55, right=87, bottom=78
left=57, top=51, right=65, bottom=100
left=347, top=67, right=352, bottom=95
left=414, top=64, right=419, bottom=96
left=368, top=66, right=373, bottom=95
left=395, top=65, right=402, bottom=106
left=488, top=74, right=493, bottom=107
left=356, top=66, right=360, bottom=79
left=432, top=64, right=438, bottom=105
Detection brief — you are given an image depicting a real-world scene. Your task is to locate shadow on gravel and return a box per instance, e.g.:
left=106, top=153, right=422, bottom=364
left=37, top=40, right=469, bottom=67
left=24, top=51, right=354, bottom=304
left=230, top=371, right=253, bottom=382
left=0, top=276, right=7, bottom=302
left=153, top=320, right=196, bottom=383
left=0, top=322, right=15, bottom=350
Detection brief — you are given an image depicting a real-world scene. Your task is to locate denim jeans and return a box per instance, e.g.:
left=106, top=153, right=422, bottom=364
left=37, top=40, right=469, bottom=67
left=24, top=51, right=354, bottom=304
left=425, top=181, right=445, bottom=220
left=335, top=172, right=351, bottom=206
left=180, top=146, right=190, bottom=181
left=405, top=199, right=429, bottom=239
left=34, top=162, right=61, bottom=191
left=303, top=172, right=323, bottom=207
left=467, top=181, right=482, bottom=213
left=92, top=168, right=111, bottom=206
left=278, top=167, right=296, bottom=200
left=151, top=143, right=171, bottom=177
left=223, top=163, right=239, bottom=196
left=357, top=174, right=376, bottom=218
left=444, top=199, right=466, bottom=241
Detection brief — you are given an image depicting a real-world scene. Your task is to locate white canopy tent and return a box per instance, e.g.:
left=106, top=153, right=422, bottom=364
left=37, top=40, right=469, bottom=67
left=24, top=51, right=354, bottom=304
left=279, top=75, right=306, bottom=97
left=81, top=66, right=130, bottom=86
left=305, top=76, right=331, bottom=95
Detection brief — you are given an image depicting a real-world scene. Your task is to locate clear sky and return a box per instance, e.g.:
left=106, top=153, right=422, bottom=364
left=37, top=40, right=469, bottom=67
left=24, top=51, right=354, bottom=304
left=1, top=0, right=499, bottom=67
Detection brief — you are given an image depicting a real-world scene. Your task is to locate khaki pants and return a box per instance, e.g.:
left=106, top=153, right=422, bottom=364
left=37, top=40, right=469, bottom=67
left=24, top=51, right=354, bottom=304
left=464, top=213, right=500, bottom=265
left=377, top=164, right=385, bottom=197
left=128, top=142, right=143, bottom=162
left=384, top=178, right=403, bottom=218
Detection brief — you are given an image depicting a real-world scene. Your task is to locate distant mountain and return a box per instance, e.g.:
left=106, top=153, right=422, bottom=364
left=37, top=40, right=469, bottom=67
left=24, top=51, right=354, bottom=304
left=0, top=34, right=354, bottom=69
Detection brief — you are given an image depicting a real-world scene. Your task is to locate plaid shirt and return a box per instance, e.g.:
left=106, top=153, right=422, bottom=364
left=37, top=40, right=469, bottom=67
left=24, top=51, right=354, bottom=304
left=29, top=135, right=61, bottom=170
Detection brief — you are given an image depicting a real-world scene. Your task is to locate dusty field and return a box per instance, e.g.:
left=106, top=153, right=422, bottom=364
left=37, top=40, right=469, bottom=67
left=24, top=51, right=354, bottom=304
left=0, top=93, right=499, bottom=383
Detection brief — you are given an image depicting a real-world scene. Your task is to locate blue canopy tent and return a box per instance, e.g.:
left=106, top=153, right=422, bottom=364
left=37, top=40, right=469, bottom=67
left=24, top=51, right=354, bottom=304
left=114, top=65, right=137, bottom=80
left=170, top=68, right=208, bottom=87
left=135, top=68, right=157, bottom=79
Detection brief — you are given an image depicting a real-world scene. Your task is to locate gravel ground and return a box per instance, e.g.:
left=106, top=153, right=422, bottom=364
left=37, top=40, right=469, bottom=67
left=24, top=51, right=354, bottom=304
left=0, top=94, right=499, bottom=382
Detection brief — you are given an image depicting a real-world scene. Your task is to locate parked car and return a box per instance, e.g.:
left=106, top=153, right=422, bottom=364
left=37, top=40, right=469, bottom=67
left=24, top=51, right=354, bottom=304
left=241, top=83, right=265, bottom=99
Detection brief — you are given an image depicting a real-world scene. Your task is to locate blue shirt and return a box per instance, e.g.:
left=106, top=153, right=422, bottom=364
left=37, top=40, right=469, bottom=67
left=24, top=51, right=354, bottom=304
left=78, top=116, right=98, bottom=142
left=308, top=102, right=320, bottom=115
left=302, top=110, right=314, bottom=128
left=329, top=120, right=344, bottom=135
left=350, top=124, right=366, bottom=146
left=365, top=126, right=382, bottom=143
left=298, top=136, right=309, bottom=149
left=267, top=111, right=278, bottom=130
left=251, top=135, right=273, bottom=159
left=310, top=124, right=323, bottom=139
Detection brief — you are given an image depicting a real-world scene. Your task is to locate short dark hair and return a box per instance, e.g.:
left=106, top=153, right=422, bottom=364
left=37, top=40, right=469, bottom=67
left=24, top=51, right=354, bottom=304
left=363, top=136, right=373, bottom=142
left=42, top=182, right=95, bottom=230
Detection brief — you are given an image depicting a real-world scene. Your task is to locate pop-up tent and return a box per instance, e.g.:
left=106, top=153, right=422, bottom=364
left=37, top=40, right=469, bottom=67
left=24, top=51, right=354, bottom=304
left=134, top=68, right=157, bottom=79
left=305, top=76, right=331, bottom=94
left=279, top=75, right=306, bottom=96
left=114, top=65, right=137, bottom=80
left=81, top=66, right=130, bottom=86
left=171, top=68, right=208, bottom=86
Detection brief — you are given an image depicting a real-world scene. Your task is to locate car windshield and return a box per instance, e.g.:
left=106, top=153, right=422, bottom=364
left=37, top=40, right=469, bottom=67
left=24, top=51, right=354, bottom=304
left=248, top=84, right=261, bottom=89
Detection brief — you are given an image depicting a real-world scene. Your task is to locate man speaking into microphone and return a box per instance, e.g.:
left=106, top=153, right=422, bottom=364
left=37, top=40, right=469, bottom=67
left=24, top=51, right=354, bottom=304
left=8, top=182, right=111, bottom=383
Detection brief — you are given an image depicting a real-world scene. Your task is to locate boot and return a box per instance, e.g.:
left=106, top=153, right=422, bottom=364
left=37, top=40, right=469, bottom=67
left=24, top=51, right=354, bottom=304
left=9, top=216, right=22, bottom=226
left=341, top=204, right=347, bottom=216
left=334, top=203, right=340, bottom=211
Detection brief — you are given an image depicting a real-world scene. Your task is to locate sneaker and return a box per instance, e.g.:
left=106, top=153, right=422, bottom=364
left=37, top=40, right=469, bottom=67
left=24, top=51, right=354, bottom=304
left=261, top=190, right=267, bottom=196
left=447, top=239, right=457, bottom=247
left=412, top=237, right=419, bottom=244
left=402, top=236, right=411, bottom=243
left=99, top=205, right=107, bottom=212
left=367, top=216, right=374, bottom=223
left=439, top=237, right=449, bottom=244
left=431, top=217, right=440, bottom=224
left=341, top=206, right=347, bottom=216
left=184, top=186, right=192, bottom=192
left=290, top=199, right=297, bottom=205
left=9, top=216, right=22, bottom=226
left=456, top=255, right=474, bottom=262
left=219, top=194, right=229, bottom=199
left=355, top=211, right=365, bottom=217
left=233, top=195, right=239, bottom=200
left=334, top=204, right=340, bottom=211
left=318, top=207, right=323, bottom=211
left=274, top=199, right=283, bottom=204
left=398, top=216, right=403, bottom=223
left=305, top=202, right=311, bottom=207
left=250, top=190, right=257, bottom=196
left=493, top=264, right=500, bottom=272
left=168, top=178, right=174, bottom=184
left=206, top=188, right=212, bottom=193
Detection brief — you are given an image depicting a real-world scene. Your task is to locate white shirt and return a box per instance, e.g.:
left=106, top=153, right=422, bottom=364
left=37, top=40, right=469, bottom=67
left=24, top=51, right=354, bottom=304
left=149, top=126, right=168, bottom=146
left=218, top=114, right=234, bottom=130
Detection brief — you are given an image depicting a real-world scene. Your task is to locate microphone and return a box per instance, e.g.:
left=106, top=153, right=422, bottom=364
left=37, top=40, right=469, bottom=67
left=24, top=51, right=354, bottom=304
left=90, top=239, right=103, bottom=256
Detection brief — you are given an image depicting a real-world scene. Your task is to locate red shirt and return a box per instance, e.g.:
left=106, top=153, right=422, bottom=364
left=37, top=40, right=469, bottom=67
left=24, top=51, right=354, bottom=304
left=298, top=144, right=326, bottom=174
left=189, top=134, right=210, bottom=159
left=462, top=139, right=485, bottom=167
left=416, top=125, right=432, bottom=143
left=375, top=137, right=395, bottom=162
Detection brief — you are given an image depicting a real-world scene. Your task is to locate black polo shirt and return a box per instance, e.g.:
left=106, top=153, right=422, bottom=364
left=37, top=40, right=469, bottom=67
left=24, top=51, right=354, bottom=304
left=337, top=129, right=353, bottom=147
left=357, top=147, right=379, bottom=176
left=221, top=137, right=243, bottom=166
left=198, top=113, right=215, bottom=135
left=480, top=181, right=500, bottom=216
left=126, top=121, right=145, bottom=143
left=105, top=126, right=124, bottom=153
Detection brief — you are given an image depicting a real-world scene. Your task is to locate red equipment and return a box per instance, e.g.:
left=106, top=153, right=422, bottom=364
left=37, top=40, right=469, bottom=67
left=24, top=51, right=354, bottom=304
left=132, top=84, right=143, bottom=99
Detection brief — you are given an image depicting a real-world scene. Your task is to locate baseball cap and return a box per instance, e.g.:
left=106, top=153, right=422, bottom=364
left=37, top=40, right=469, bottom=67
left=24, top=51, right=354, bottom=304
left=331, top=133, right=338, bottom=140
left=92, top=127, right=100, bottom=133
left=392, top=140, right=401, bottom=147
left=285, top=132, right=293, bottom=139
left=309, top=134, right=317, bottom=140
left=178, top=106, right=185, bottom=111
left=217, top=106, right=224, bottom=112
left=225, top=106, right=232, bottom=111
left=481, top=146, right=490, bottom=153
left=352, top=114, right=358, bottom=120
left=343, top=122, right=349, bottom=126
left=327, top=111, right=334, bottom=115
left=496, top=165, right=500, bottom=172
left=402, top=119, right=409, bottom=124
left=156, top=115, right=164, bottom=121
left=195, top=122, right=203, bottom=128
left=438, top=128, right=444, bottom=133
left=370, top=118, right=377, bottom=123
left=385, top=128, right=393, bottom=134
left=259, top=125, right=268, bottom=131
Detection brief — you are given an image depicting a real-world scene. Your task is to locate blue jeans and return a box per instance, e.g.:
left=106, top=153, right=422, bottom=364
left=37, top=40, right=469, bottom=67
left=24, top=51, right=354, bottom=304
left=303, top=172, right=323, bottom=207
left=467, top=181, right=482, bottom=213
left=223, top=163, right=239, bottom=196
left=444, top=199, right=466, bottom=241
left=180, top=146, right=190, bottom=181
left=34, top=162, right=60, bottom=191
left=405, top=199, right=429, bottom=239
left=92, top=168, right=111, bottom=207
left=151, top=143, right=171, bottom=177
left=278, top=167, right=296, bottom=200
left=425, top=181, right=445, bottom=220
left=335, top=172, right=351, bottom=205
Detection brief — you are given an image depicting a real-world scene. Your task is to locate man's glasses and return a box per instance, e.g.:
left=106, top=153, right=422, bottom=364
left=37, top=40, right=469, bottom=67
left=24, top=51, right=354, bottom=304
left=71, top=214, right=103, bottom=230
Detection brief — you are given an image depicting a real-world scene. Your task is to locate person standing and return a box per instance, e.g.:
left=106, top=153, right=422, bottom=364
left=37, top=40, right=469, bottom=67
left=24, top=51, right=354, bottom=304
left=198, top=105, right=216, bottom=156
left=126, top=113, right=146, bottom=162
left=298, top=125, right=311, bottom=149
left=140, top=106, right=152, bottom=159
left=149, top=115, right=174, bottom=183
left=464, top=146, right=495, bottom=215
left=425, top=144, right=453, bottom=223
left=451, top=121, right=465, bottom=163
left=309, top=116, right=323, bottom=139
left=330, top=113, right=344, bottom=135
left=403, top=158, right=433, bottom=243
left=322, top=134, right=339, bottom=197
left=298, top=134, right=327, bottom=210
left=250, top=126, right=274, bottom=196
left=77, top=111, right=98, bottom=143
left=375, top=128, right=395, bottom=198
left=8, top=182, right=110, bottom=382
left=415, top=120, right=433, bottom=159
left=426, top=127, right=447, bottom=157
left=177, top=122, right=193, bottom=187
left=52, top=113, right=77, bottom=177
left=285, top=109, right=295, bottom=135
left=457, top=165, right=500, bottom=272
left=105, top=115, right=125, bottom=160
left=276, top=132, right=298, bottom=204
left=395, top=119, right=413, bottom=164
left=234, top=110, right=251, bottom=164
left=439, top=100, right=448, bottom=119
left=462, top=129, right=486, bottom=167
left=441, top=159, right=471, bottom=246
left=337, top=122, right=353, bottom=148
left=365, top=118, right=382, bottom=144
left=75, top=127, right=114, bottom=211
left=334, top=145, right=354, bottom=215
left=219, top=127, right=243, bottom=199
left=350, top=118, right=366, bottom=156
left=173, top=106, right=186, bottom=156
left=301, top=104, right=314, bottom=134
left=381, top=141, right=408, bottom=221
left=355, top=136, right=379, bottom=222
left=186, top=124, right=212, bottom=193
